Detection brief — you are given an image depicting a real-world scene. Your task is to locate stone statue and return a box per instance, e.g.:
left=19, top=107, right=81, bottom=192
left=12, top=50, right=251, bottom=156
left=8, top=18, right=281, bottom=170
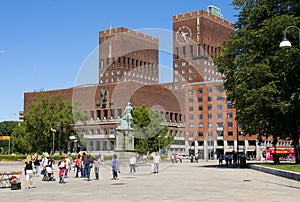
left=118, top=102, right=133, bottom=129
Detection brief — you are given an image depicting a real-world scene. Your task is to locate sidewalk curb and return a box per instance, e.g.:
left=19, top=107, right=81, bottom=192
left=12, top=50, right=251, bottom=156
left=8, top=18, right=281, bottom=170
left=248, top=164, right=300, bottom=182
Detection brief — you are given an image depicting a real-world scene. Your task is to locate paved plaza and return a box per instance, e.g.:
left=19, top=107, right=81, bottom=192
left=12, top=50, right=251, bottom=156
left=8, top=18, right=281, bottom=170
left=0, top=160, right=300, bottom=202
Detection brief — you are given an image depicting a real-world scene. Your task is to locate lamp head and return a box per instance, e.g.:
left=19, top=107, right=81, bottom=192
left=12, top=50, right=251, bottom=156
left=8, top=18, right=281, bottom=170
left=279, top=38, right=292, bottom=48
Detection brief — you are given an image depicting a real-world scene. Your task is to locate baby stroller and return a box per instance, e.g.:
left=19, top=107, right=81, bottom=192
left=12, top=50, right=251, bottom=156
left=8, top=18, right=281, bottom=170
left=42, top=165, right=55, bottom=181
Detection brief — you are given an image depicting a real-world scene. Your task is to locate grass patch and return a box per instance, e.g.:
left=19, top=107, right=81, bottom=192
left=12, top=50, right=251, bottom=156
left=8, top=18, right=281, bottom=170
left=259, top=163, right=300, bottom=173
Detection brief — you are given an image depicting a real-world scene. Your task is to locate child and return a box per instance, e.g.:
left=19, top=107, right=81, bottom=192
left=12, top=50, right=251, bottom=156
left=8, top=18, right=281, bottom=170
left=58, top=157, right=66, bottom=183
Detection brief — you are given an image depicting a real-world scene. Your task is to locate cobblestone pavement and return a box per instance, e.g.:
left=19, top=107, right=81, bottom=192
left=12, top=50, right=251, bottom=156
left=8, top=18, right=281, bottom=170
left=0, top=160, right=299, bottom=202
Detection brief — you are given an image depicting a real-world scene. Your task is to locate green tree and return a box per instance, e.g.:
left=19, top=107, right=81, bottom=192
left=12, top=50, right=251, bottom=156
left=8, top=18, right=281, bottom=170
left=214, top=0, right=300, bottom=163
left=11, top=122, right=31, bottom=154
left=0, top=121, right=18, bottom=154
left=0, top=121, right=18, bottom=135
left=132, top=105, right=174, bottom=154
left=12, top=92, right=80, bottom=154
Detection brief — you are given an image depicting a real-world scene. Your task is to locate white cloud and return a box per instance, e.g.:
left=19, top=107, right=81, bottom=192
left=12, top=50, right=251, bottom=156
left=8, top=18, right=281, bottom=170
left=0, top=50, right=5, bottom=54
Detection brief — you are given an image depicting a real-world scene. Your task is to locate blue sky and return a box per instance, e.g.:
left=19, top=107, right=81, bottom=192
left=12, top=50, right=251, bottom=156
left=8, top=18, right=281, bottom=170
left=0, top=0, right=237, bottom=122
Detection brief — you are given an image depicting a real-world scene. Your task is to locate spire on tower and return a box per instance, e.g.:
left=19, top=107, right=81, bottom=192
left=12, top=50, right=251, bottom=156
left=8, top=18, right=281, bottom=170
left=109, top=23, right=112, bottom=35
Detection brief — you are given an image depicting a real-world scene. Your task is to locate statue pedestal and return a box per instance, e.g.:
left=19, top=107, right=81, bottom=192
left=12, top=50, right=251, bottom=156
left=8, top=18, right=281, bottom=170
left=115, top=128, right=135, bottom=159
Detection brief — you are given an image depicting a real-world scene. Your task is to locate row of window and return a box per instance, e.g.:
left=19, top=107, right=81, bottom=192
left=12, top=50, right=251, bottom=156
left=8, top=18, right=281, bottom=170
left=174, top=67, right=193, bottom=74
left=86, top=128, right=115, bottom=135
left=174, top=74, right=219, bottom=82
left=175, top=45, right=201, bottom=59
left=99, top=75, right=158, bottom=84
left=174, top=60, right=216, bottom=67
left=175, top=76, right=194, bottom=82
left=187, top=140, right=256, bottom=147
left=174, top=65, right=220, bottom=76
left=189, top=131, right=247, bottom=138
left=87, top=128, right=185, bottom=137
left=188, top=96, right=224, bottom=103
left=100, top=71, right=157, bottom=80
left=174, top=44, right=220, bottom=59
left=189, top=122, right=235, bottom=129
left=189, top=113, right=233, bottom=120
left=188, top=104, right=233, bottom=111
left=189, top=87, right=213, bottom=94
left=100, top=78, right=152, bottom=84
left=100, top=57, right=157, bottom=74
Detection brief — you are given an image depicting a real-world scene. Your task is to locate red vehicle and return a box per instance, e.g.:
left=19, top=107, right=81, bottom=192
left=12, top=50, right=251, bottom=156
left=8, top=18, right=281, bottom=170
left=264, top=146, right=295, bottom=161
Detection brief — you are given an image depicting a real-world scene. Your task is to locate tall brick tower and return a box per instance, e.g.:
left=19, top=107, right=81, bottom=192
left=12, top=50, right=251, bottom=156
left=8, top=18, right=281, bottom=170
left=99, top=25, right=159, bottom=85
left=173, top=6, right=235, bottom=158
left=173, top=7, right=234, bottom=89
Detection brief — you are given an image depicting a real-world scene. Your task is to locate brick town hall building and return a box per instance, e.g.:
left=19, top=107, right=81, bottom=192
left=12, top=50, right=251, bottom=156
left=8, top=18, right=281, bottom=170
left=23, top=6, right=290, bottom=160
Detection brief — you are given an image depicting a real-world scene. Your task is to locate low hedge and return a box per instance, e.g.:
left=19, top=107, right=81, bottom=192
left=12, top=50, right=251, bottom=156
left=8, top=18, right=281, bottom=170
left=0, top=154, right=27, bottom=161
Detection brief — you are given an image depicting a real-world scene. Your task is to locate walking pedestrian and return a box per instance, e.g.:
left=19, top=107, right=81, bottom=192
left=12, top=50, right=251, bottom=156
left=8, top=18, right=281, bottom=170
left=232, top=150, right=238, bottom=167
left=32, top=154, right=40, bottom=176
left=58, top=156, right=67, bottom=184
left=179, top=155, right=183, bottom=163
left=111, top=154, right=119, bottom=180
left=85, top=153, right=92, bottom=181
left=171, top=154, right=175, bottom=163
left=24, top=155, right=34, bottom=189
left=129, top=154, right=137, bottom=173
left=81, top=152, right=86, bottom=178
left=195, top=155, right=199, bottom=163
left=94, top=153, right=102, bottom=180
left=153, top=152, right=161, bottom=174
left=75, top=154, right=81, bottom=178
left=218, top=154, right=223, bottom=166
left=41, top=153, right=49, bottom=175
left=65, top=154, right=72, bottom=177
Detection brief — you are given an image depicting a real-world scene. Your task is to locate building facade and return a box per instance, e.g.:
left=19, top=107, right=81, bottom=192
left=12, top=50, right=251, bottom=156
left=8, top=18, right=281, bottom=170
left=23, top=6, right=284, bottom=159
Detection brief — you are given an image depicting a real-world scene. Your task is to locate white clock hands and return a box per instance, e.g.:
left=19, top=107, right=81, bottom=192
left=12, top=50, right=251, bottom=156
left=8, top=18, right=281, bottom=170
left=176, top=26, right=192, bottom=44
left=181, top=31, right=188, bottom=42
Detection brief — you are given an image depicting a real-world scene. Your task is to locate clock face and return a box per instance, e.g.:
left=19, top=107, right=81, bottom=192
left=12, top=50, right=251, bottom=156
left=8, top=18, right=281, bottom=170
left=176, top=26, right=192, bottom=44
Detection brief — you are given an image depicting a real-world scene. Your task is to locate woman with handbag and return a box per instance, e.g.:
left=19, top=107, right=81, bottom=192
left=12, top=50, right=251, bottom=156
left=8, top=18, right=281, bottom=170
left=24, top=155, right=34, bottom=189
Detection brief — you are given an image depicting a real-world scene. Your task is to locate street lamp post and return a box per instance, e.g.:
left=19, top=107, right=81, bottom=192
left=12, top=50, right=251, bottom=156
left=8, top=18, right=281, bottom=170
left=236, top=119, right=239, bottom=167
left=6, top=131, right=11, bottom=155
left=158, top=136, right=160, bottom=155
left=279, top=26, right=300, bottom=164
left=279, top=26, right=300, bottom=49
left=50, top=128, right=56, bottom=155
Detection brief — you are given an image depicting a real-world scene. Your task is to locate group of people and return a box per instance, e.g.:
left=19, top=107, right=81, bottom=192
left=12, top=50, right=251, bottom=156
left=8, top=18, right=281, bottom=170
left=59, top=152, right=103, bottom=182
left=218, top=150, right=238, bottom=167
left=23, top=153, right=55, bottom=189
left=23, top=151, right=162, bottom=188
left=23, top=152, right=105, bottom=188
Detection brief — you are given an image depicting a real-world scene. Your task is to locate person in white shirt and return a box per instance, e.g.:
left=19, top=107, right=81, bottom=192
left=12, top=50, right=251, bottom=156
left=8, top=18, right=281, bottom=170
left=129, top=154, right=137, bottom=173
left=41, top=154, right=49, bottom=175
left=153, top=152, right=161, bottom=174
left=65, top=154, right=72, bottom=177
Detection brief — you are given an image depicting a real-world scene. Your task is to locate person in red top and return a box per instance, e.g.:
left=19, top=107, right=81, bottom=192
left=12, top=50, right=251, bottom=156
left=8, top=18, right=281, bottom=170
left=58, top=156, right=67, bottom=183
left=75, top=154, right=81, bottom=178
